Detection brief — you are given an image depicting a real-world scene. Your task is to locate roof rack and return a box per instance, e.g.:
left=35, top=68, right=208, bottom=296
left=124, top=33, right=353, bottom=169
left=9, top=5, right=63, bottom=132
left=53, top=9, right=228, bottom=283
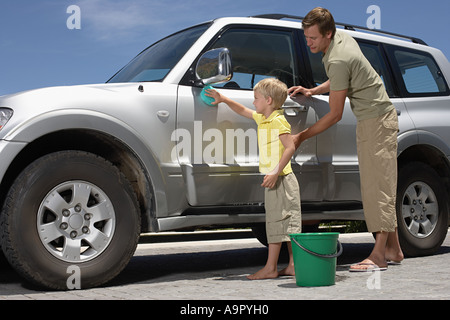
left=251, top=14, right=428, bottom=46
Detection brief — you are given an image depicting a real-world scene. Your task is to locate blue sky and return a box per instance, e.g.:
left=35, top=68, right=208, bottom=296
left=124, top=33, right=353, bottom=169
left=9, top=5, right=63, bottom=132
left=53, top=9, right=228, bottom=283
left=1, top=0, right=449, bottom=96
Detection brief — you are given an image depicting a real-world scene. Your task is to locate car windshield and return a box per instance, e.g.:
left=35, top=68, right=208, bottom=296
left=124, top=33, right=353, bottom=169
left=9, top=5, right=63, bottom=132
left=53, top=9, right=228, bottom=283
left=108, top=23, right=210, bottom=83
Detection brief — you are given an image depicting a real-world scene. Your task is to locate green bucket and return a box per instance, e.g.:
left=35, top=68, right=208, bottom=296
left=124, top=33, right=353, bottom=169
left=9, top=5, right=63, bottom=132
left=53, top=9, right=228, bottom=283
left=290, top=233, right=343, bottom=287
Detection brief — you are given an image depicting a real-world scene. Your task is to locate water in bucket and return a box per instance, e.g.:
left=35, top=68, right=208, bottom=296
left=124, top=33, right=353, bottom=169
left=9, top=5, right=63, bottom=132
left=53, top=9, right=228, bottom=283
left=290, top=232, right=342, bottom=287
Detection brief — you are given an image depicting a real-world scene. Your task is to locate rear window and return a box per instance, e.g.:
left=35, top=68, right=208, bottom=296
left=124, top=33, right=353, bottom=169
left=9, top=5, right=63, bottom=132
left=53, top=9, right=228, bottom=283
left=387, top=46, right=449, bottom=97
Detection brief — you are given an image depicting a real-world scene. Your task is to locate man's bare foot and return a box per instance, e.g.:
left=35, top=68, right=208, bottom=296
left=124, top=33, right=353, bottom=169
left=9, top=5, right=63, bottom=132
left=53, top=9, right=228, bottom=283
left=247, top=267, right=279, bottom=280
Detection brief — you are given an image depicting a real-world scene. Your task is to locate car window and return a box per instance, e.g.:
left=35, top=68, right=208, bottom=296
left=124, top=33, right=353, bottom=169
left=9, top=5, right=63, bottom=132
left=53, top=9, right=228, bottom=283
left=108, top=23, right=210, bottom=83
left=307, top=51, right=328, bottom=87
left=208, top=28, right=298, bottom=89
left=388, top=47, right=449, bottom=96
left=358, top=41, right=395, bottom=97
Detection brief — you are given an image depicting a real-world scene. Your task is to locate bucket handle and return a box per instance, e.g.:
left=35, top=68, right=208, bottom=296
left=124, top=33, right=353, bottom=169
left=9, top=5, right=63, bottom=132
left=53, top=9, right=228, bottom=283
left=291, top=237, right=343, bottom=258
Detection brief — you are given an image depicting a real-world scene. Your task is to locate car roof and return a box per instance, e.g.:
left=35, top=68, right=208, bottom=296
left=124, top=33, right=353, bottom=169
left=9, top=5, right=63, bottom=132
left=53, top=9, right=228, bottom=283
left=210, top=15, right=429, bottom=49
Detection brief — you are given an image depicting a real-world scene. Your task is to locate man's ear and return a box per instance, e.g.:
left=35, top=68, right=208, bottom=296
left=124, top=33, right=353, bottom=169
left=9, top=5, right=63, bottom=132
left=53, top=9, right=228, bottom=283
left=326, top=31, right=333, bottom=40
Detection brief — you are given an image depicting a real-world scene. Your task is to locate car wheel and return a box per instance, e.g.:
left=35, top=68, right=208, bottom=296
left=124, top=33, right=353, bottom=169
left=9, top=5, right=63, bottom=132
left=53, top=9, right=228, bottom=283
left=251, top=224, right=268, bottom=247
left=0, top=151, right=140, bottom=289
left=396, top=162, right=448, bottom=257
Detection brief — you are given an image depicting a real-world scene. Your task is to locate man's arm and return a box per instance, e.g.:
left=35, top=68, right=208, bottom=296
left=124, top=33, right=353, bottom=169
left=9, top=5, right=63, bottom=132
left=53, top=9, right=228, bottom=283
left=293, top=88, right=347, bottom=149
left=288, top=80, right=331, bottom=98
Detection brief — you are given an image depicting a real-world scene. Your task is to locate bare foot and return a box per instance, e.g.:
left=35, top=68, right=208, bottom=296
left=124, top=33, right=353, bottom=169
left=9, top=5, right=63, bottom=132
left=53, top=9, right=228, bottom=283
left=278, top=265, right=295, bottom=277
left=247, top=267, right=279, bottom=280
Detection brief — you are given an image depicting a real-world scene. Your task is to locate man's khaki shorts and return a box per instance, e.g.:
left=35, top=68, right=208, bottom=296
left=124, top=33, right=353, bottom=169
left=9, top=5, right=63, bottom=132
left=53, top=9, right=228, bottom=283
left=264, top=172, right=302, bottom=243
left=356, top=109, right=398, bottom=233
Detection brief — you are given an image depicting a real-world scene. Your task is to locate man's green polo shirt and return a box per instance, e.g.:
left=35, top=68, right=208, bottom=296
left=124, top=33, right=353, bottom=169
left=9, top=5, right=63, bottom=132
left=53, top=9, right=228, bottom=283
left=323, top=30, right=394, bottom=121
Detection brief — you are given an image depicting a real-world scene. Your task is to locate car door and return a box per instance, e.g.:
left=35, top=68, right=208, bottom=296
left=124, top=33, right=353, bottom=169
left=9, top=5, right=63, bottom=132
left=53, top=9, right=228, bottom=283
left=176, top=26, right=320, bottom=206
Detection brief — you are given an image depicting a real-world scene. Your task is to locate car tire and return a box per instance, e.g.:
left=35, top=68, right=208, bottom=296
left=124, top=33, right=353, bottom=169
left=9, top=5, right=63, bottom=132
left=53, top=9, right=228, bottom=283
left=396, top=162, right=448, bottom=257
left=0, top=151, right=140, bottom=290
left=251, top=224, right=268, bottom=247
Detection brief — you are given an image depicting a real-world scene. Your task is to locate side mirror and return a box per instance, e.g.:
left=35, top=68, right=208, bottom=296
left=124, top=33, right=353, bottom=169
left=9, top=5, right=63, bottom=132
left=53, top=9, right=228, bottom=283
left=196, top=48, right=233, bottom=85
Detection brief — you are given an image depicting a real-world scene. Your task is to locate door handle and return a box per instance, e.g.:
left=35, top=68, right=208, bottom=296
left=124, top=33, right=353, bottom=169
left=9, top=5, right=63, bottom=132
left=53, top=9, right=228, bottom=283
left=282, top=103, right=308, bottom=116
left=283, top=101, right=308, bottom=112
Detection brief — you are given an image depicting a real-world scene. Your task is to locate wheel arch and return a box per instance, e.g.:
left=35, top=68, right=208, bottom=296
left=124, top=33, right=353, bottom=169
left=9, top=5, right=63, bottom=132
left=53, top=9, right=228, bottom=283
left=0, top=114, right=166, bottom=233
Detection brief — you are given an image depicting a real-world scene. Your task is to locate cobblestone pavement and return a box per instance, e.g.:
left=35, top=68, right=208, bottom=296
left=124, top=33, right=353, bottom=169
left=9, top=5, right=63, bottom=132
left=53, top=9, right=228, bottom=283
left=1, top=229, right=449, bottom=301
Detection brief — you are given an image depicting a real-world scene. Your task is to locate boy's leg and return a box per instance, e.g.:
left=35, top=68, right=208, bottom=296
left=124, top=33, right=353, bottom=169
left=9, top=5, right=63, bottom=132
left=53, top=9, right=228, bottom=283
left=247, top=243, right=282, bottom=280
left=279, top=241, right=295, bottom=276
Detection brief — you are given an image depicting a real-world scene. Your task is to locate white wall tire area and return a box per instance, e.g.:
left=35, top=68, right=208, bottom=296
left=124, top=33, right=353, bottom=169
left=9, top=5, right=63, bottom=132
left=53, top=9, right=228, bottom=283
left=397, top=162, right=449, bottom=257
left=0, top=151, right=140, bottom=290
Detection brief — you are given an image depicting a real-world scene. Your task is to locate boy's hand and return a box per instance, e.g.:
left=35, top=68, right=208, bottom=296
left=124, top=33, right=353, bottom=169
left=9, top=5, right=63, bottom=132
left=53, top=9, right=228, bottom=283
left=204, top=88, right=222, bottom=105
left=261, top=173, right=278, bottom=189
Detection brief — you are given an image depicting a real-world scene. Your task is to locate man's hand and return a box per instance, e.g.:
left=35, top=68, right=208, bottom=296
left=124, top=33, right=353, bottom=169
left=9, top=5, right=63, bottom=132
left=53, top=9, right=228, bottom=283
left=288, top=86, right=313, bottom=98
left=292, top=132, right=304, bottom=150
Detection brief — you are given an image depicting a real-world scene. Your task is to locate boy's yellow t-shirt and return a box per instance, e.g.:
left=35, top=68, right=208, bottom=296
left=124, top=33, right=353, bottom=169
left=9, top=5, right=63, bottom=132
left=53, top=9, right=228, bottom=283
left=252, top=110, right=292, bottom=176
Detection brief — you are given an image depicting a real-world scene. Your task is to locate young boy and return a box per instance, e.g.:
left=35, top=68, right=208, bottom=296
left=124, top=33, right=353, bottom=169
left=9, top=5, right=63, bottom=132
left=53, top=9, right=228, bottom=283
left=206, top=78, right=302, bottom=280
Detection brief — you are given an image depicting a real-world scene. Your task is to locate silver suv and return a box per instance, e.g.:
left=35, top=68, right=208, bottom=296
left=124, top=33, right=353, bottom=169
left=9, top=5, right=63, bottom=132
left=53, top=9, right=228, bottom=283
left=1, top=14, right=449, bottom=289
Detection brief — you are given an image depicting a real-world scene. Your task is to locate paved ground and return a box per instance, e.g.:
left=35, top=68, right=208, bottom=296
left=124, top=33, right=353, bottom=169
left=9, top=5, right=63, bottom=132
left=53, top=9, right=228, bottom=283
left=1, top=229, right=449, bottom=301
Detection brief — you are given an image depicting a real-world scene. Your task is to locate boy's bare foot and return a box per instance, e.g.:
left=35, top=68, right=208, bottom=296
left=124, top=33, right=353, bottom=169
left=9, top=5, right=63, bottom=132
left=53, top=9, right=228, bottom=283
left=247, top=267, right=279, bottom=280
left=278, top=265, right=295, bottom=277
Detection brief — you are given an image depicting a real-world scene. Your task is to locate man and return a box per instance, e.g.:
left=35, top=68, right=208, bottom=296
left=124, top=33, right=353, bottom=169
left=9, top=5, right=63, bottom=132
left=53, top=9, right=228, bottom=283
left=289, top=7, right=404, bottom=271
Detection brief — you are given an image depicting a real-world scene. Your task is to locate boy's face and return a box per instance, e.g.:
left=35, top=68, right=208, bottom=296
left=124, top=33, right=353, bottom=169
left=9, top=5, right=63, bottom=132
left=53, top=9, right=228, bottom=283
left=253, top=90, right=273, bottom=116
left=304, top=24, right=333, bottom=54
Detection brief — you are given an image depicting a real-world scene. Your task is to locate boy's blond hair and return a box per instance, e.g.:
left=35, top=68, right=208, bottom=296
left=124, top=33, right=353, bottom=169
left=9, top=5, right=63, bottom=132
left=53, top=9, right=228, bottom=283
left=254, top=78, right=288, bottom=110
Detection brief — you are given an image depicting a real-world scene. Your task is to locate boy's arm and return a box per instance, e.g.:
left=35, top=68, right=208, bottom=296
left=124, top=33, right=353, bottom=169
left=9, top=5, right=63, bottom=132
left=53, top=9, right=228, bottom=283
left=261, top=133, right=295, bottom=189
left=205, top=88, right=254, bottom=119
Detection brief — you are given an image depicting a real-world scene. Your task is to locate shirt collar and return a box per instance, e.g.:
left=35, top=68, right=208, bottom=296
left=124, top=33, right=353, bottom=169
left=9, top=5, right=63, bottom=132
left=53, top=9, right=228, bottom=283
left=260, top=109, right=284, bottom=124
left=322, top=30, right=342, bottom=61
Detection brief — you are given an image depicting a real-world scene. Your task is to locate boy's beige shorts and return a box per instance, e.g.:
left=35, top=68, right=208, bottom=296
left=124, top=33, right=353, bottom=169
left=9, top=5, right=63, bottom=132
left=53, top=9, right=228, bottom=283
left=264, top=172, right=302, bottom=243
left=357, top=108, right=399, bottom=233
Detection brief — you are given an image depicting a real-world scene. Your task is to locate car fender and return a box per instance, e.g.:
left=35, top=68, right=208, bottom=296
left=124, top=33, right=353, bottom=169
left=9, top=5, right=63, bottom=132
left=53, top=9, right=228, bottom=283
left=2, top=109, right=171, bottom=218
left=397, top=129, right=419, bottom=156
left=416, top=129, right=450, bottom=158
